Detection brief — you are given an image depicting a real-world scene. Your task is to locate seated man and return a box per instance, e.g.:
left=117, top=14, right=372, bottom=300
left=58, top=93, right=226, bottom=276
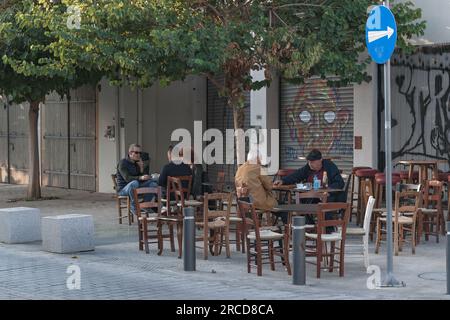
left=274, top=149, right=345, bottom=231
left=158, top=145, right=193, bottom=198
left=116, top=144, right=157, bottom=214
left=235, top=149, right=277, bottom=212
left=274, top=149, right=345, bottom=202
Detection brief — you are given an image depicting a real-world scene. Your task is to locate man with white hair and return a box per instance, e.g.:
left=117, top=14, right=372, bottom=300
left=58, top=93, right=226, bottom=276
left=235, top=148, right=277, bottom=211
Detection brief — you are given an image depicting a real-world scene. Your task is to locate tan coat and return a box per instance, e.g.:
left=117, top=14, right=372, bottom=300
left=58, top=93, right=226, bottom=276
left=235, top=162, right=277, bottom=211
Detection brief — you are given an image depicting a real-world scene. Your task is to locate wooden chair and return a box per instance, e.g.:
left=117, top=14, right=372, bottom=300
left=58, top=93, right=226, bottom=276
left=419, top=180, right=444, bottom=242
left=375, top=191, right=421, bottom=255
left=273, top=169, right=296, bottom=204
left=305, top=202, right=351, bottom=278
left=237, top=200, right=291, bottom=277
left=162, top=176, right=202, bottom=259
left=346, top=196, right=375, bottom=268
left=111, top=174, right=133, bottom=225
left=196, top=192, right=232, bottom=259
left=132, top=186, right=163, bottom=254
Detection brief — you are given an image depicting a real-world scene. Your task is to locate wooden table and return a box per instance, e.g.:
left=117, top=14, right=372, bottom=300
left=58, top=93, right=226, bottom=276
left=397, top=160, right=447, bottom=184
left=272, top=203, right=318, bottom=214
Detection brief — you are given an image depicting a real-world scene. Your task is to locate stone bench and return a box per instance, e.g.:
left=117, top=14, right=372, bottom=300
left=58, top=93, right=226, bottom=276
left=0, top=207, right=41, bottom=244
left=42, top=214, right=95, bottom=253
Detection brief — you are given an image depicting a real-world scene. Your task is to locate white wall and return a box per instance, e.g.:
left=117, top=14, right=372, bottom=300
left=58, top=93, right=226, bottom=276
left=97, top=75, right=206, bottom=192
left=404, top=0, right=450, bottom=45
left=97, top=78, right=119, bottom=193
left=353, top=63, right=378, bottom=169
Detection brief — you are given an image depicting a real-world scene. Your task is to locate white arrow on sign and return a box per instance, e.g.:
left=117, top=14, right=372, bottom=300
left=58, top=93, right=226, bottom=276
left=368, top=26, right=394, bottom=43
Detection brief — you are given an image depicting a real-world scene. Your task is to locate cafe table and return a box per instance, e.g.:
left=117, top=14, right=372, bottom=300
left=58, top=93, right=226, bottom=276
left=397, top=159, right=447, bottom=185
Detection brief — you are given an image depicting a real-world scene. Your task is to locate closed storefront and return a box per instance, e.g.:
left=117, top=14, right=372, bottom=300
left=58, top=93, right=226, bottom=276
left=280, top=78, right=354, bottom=174
left=0, top=101, right=29, bottom=184
left=41, top=85, right=97, bottom=191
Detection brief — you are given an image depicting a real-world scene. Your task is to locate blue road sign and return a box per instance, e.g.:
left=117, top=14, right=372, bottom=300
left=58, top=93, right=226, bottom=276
left=365, top=5, right=397, bottom=64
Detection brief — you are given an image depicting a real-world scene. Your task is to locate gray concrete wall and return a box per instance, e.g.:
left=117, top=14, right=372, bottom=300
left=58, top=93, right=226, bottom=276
left=97, top=76, right=207, bottom=193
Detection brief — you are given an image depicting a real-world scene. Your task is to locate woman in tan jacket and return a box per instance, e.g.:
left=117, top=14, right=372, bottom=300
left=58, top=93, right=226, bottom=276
left=235, top=149, right=277, bottom=211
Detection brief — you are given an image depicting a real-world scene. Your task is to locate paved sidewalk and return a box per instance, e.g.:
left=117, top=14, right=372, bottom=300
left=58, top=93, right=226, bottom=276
left=0, top=184, right=448, bottom=300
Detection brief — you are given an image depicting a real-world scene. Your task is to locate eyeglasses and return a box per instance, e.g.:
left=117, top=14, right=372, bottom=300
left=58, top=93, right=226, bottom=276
left=130, top=151, right=141, bottom=154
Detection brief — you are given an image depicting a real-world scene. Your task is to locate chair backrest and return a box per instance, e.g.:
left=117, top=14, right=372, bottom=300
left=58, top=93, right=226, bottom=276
left=396, top=183, right=421, bottom=192
left=215, top=171, right=225, bottom=192
left=342, top=173, right=351, bottom=202
left=315, top=202, right=351, bottom=237
left=203, top=192, right=232, bottom=225
left=394, top=190, right=421, bottom=222
left=422, top=180, right=443, bottom=209
left=295, top=190, right=328, bottom=204
left=132, top=186, right=162, bottom=218
left=237, top=200, right=260, bottom=240
left=111, top=174, right=119, bottom=192
left=363, top=196, right=376, bottom=233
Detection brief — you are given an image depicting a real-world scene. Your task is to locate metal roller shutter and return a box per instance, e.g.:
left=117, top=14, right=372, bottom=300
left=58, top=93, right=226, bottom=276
left=280, top=77, right=354, bottom=174
left=206, top=75, right=250, bottom=184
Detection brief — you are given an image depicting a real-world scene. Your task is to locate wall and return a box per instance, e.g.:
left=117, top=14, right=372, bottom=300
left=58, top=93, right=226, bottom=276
left=97, top=76, right=206, bottom=192
left=97, top=79, right=119, bottom=193
left=141, top=76, right=207, bottom=174
left=353, top=62, right=378, bottom=168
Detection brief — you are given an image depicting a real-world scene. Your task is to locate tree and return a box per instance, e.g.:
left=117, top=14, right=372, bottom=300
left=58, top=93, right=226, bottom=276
left=0, top=0, right=101, bottom=199
left=44, top=0, right=426, bottom=162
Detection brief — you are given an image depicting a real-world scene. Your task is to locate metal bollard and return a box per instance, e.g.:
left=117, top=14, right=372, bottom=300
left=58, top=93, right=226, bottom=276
left=183, top=207, right=196, bottom=271
left=447, top=222, right=450, bottom=294
left=292, top=216, right=306, bottom=285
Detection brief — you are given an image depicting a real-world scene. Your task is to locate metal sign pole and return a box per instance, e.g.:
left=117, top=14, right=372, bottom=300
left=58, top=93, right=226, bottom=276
left=381, top=0, right=402, bottom=287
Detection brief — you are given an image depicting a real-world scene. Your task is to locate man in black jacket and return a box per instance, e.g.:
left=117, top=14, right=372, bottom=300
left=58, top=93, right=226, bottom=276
left=116, top=144, right=157, bottom=214
left=274, top=149, right=345, bottom=202
left=274, top=149, right=345, bottom=232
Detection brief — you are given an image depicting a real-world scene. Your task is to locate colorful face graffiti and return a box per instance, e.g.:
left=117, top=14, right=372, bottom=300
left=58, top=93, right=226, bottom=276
left=285, top=79, right=351, bottom=155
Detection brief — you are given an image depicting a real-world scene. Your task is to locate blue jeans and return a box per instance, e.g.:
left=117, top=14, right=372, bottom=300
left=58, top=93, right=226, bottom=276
left=118, top=179, right=158, bottom=214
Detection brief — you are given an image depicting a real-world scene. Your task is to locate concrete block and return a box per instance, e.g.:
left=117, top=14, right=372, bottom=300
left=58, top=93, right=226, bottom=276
left=0, top=207, right=41, bottom=243
left=42, top=214, right=95, bottom=253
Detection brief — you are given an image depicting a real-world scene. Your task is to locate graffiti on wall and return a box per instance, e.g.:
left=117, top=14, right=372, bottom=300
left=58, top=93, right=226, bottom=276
left=388, top=50, right=450, bottom=167
left=285, top=79, right=352, bottom=157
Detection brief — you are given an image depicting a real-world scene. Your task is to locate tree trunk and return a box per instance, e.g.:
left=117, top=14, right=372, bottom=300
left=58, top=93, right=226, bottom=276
left=233, top=106, right=246, bottom=165
left=28, top=101, right=41, bottom=199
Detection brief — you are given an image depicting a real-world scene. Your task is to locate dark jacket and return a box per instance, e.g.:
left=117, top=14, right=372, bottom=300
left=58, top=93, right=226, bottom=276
left=191, top=164, right=204, bottom=199
left=116, top=156, right=148, bottom=191
left=158, top=162, right=192, bottom=188
left=282, top=159, right=346, bottom=202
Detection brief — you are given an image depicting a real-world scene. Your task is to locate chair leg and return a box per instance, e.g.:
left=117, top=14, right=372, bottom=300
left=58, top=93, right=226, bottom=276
left=138, top=221, right=143, bottom=251
left=157, top=221, right=163, bottom=255
left=339, top=241, right=345, bottom=277
left=269, top=241, right=275, bottom=271
left=177, top=222, right=183, bottom=259
left=169, top=224, right=175, bottom=252
left=316, top=241, right=322, bottom=278
left=412, top=224, right=416, bottom=255
left=225, top=226, right=231, bottom=258
left=329, top=241, right=335, bottom=273
left=363, top=236, right=369, bottom=269
left=143, top=220, right=150, bottom=254
left=256, top=241, right=263, bottom=276
left=375, top=219, right=381, bottom=254
left=246, top=240, right=252, bottom=274
left=203, top=226, right=208, bottom=260
left=235, top=223, right=241, bottom=252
